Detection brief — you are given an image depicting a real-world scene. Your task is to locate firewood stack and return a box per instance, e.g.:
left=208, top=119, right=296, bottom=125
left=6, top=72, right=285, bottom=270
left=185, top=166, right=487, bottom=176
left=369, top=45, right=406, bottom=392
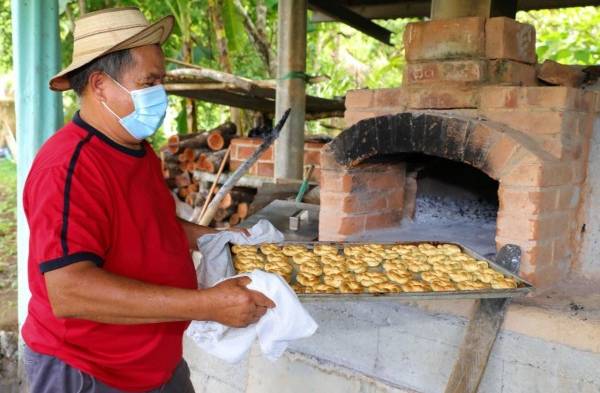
left=160, top=121, right=256, bottom=228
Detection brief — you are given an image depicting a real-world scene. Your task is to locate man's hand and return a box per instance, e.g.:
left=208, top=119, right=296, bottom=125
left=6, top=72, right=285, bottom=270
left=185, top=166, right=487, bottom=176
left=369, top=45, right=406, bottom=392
left=204, top=277, right=275, bottom=328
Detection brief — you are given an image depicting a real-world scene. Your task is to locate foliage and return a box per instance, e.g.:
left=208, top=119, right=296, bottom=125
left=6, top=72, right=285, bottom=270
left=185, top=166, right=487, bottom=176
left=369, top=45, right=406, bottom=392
left=0, top=159, right=17, bottom=291
left=517, top=7, right=600, bottom=65
left=0, top=0, right=11, bottom=74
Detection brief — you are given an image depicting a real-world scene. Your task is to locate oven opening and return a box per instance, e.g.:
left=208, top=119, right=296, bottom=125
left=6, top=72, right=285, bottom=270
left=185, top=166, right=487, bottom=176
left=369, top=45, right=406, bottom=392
left=354, top=153, right=499, bottom=258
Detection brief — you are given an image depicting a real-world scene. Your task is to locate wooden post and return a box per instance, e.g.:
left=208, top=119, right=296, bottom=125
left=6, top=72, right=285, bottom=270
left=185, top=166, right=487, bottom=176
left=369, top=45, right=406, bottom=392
left=274, top=0, right=307, bottom=181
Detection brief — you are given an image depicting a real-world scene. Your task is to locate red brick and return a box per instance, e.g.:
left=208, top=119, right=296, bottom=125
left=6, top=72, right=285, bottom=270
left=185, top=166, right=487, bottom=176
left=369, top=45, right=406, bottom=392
left=485, top=17, right=536, bottom=64
left=320, top=148, right=343, bottom=171
left=484, top=135, right=520, bottom=179
left=372, top=88, right=408, bottom=108
left=320, top=170, right=352, bottom=193
left=367, top=171, right=406, bottom=190
left=404, top=17, right=485, bottom=61
left=480, top=109, right=576, bottom=135
left=480, top=86, right=520, bottom=109
left=537, top=60, right=585, bottom=87
left=488, top=59, right=537, bottom=86
left=257, top=162, right=273, bottom=177
left=497, top=212, right=571, bottom=241
left=229, top=158, right=243, bottom=171
left=365, top=211, right=403, bottom=231
left=304, top=142, right=325, bottom=151
left=344, top=111, right=384, bottom=127
left=310, top=168, right=321, bottom=183
left=304, top=150, right=321, bottom=166
left=525, top=87, right=579, bottom=109
left=345, top=89, right=374, bottom=109
left=404, top=60, right=487, bottom=85
left=342, top=194, right=387, bottom=214
left=540, top=134, right=581, bottom=160
left=407, top=85, right=479, bottom=109
left=503, top=159, right=572, bottom=187
left=237, top=145, right=266, bottom=161
left=386, top=189, right=406, bottom=210
left=498, top=186, right=559, bottom=215
left=557, top=186, right=580, bottom=210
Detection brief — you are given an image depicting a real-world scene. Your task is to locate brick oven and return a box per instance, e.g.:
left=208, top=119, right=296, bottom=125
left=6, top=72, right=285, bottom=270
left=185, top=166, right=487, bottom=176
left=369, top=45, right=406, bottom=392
left=319, top=16, right=600, bottom=289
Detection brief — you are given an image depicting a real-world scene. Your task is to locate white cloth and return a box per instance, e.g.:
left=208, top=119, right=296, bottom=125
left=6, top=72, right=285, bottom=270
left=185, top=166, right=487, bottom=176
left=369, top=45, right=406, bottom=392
left=196, top=219, right=284, bottom=288
left=187, top=270, right=318, bottom=363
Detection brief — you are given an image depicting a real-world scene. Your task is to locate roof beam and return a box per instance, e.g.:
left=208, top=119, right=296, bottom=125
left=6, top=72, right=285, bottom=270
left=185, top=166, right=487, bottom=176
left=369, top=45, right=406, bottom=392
left=308, top=0, right=392, bottom=45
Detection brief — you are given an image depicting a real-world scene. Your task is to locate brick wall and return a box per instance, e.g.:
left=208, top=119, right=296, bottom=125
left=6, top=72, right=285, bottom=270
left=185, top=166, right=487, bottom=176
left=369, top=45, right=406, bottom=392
left=230, top=138, right=324, bottom=181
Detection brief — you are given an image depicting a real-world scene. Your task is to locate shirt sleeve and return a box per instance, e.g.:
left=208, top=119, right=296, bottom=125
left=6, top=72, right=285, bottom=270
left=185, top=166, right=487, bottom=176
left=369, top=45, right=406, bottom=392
left=25, top=163, right=112, bottom=274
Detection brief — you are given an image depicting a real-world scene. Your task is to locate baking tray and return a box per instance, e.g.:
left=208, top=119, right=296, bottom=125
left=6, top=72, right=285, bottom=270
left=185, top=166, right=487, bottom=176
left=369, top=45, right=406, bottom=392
left=232, top=241, right=533, bottom=301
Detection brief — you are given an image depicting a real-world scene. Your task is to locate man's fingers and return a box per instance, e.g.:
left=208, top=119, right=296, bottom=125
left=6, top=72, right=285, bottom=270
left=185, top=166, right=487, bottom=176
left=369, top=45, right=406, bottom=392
left=235, top=276, right=252, bottom=287
left=249, top=290, right=276, bottom=308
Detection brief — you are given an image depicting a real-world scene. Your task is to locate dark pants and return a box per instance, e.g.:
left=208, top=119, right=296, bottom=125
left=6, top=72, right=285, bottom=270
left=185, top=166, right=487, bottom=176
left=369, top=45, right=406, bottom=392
left=23, top=346, right=196, bottom=393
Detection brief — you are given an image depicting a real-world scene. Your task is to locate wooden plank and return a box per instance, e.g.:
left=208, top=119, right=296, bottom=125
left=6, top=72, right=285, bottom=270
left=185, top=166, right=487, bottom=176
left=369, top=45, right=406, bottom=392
left=311, top=1, right=430, bottom=21
left=444, top=245, right=522, bottom=393
left=444, top=298, right=510, bottom=393
left=308, top=0, right=392, bottom=44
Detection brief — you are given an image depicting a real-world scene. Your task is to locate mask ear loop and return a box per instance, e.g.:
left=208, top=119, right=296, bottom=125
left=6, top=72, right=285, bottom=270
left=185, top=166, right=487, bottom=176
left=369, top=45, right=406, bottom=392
left=100, top=72, right=131, bottom=120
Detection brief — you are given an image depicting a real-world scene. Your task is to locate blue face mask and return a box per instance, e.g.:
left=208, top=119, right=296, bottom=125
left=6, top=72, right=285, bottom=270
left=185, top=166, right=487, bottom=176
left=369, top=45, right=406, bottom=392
left=101, top=75, right=168, bottom=140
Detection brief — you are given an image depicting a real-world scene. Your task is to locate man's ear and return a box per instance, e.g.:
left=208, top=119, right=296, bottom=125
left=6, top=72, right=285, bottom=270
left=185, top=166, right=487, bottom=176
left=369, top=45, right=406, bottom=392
left=87, top=71, right=108, bottom=102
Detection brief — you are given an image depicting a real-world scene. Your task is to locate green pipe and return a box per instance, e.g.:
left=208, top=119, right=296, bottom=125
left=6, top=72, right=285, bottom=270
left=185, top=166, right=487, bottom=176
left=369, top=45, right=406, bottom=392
left=12, top=0, right=63, bottom=328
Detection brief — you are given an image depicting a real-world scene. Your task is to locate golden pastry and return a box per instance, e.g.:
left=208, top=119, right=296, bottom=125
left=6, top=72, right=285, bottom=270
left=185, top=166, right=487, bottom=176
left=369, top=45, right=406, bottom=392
left=367, top=282, right=402, bottom=293
left=314, top=244, right=338, bottom=255
left=260, top=244, right=281, bottom=255
left=282, top=244, right=307, bottom=256
left=421, top=270, right=449, bottom=282
left=298, top=261, right=323, bottom=276
left=296, top=272, right=320, bottom=287
left=407, top=261, right=431, bottom=273
left=386, top=269, right=413, bottom=284
left=430, top=279, right=456, bottom=292
left=231, top=244, right=257, bottom=254
left=356, top=272, right=387, bottom=287
left=382, top=260, right=407, bottom=272
left=448, top=271, right=473, bottom=283
left=292, top=253, right=318, bottom=265
left=321, top=254, right=346, bottom=265
left=401, top=280, right=431, bottom=292
left=346, top=258, right=368, bottom=273
left=339, top=281, right=363, bottom=293
left=323, top=274, right=346, bottom=288
left=437, top=244, right=462, bottom=255
left=491, top=277, right=517, bottom=289
left=457, top=281, right=489, bottom=291
left=362, top=254, right=383, bottom=267
left=310, top=283, right=337, bottom=293
left=323, top=264, right=345, bottom=275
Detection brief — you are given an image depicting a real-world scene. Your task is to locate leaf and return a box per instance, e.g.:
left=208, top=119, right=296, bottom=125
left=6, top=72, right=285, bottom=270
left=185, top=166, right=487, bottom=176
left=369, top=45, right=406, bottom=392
left=221, top=0, right=248, bottom=54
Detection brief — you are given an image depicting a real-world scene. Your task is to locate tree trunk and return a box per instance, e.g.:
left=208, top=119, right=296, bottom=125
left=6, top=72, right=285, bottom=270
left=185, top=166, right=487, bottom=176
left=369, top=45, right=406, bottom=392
left=168, top=132, right=209, bottom=154
left=196, top=150, right=228, bottom=173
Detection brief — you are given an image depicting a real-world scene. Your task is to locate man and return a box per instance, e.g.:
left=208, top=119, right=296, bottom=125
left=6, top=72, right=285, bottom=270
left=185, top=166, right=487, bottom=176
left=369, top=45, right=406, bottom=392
left=22, top=7, right=274, bottom=393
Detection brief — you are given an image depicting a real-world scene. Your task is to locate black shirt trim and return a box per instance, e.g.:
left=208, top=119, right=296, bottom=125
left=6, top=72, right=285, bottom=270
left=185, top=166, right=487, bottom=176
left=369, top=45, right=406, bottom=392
left=39, top=252, right=104, bottom=273
left=73, top=111, right=146, bottom=158
left=61, top=132, right=93, bottom=255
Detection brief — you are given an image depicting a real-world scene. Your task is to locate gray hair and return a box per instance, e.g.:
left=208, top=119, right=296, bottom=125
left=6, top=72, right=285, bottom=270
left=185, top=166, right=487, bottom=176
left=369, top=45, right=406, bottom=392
left=67, top=49, right=134, bottom=96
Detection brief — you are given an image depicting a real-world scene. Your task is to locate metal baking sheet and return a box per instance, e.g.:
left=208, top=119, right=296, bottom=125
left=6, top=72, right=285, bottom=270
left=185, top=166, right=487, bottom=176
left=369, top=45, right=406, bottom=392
left=232, top=241, right=533, bottom=301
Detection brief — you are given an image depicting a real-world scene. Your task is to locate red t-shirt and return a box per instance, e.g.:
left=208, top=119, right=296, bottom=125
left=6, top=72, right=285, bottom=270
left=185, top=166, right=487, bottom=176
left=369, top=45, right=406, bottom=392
left=22, top=112, right=197, bottom=392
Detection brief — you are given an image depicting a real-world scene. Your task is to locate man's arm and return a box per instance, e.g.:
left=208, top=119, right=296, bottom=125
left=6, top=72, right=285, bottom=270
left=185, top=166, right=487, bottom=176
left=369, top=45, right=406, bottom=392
left=45, top=261, right=275, bottom=327
left=177, top=217, right=250, bottom=250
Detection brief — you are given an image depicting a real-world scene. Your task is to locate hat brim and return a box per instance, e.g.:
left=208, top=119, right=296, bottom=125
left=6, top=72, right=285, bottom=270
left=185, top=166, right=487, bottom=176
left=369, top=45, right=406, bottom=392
left=49, top=15, right=174, bottom=91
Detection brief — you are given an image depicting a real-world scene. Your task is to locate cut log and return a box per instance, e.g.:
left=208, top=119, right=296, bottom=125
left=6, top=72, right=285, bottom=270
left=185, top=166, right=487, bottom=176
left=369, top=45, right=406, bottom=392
left=188, top=182, right=200, bottom=193
left=237, top=202, right=249, bottom=219
left=174, top=172, right=191, bottom=188
left=196, top=150, right=228, bottom=173
left=214, top=207, right=236, bottom=222
left=185, top=161, right=196, bottom=173
left=167, top=131, right=209, bottom=154
left=218, top=189, right=255, bottom=209
left=180, top=147, right=196, bottom=162
left=185, top=192, right=198, bottom=206
left=206, top=122, right=237, bottom=151
left=229, top=213, right=241, bottom=226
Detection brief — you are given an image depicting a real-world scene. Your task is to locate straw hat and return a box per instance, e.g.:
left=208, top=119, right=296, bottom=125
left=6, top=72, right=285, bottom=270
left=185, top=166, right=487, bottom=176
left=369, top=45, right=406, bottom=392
left=50, top=7, right=174, bottom=91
